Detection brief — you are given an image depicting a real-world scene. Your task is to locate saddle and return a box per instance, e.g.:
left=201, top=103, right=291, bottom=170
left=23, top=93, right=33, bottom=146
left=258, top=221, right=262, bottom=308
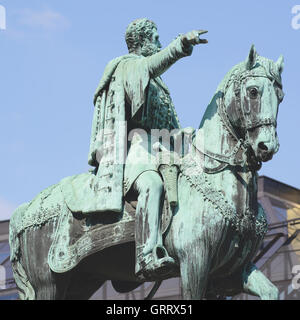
left=48, top=148, right=180, bottom=274
left=48, top=197, right=173, bottom=274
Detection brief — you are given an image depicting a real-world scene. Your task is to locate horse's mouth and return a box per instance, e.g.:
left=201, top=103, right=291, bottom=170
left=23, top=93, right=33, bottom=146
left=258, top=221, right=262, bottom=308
left=258, top=151, right=273, bottom=162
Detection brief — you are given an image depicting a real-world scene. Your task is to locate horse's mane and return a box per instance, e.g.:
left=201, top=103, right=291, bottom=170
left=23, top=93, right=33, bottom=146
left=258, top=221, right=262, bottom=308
left=198, top=53, right=282, bottom=130
left=216, top=55, right=282, bottom=95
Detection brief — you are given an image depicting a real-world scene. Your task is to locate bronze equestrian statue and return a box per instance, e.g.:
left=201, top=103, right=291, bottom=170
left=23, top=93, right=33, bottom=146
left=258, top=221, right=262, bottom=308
left=9, top=19, right=284, bottom=300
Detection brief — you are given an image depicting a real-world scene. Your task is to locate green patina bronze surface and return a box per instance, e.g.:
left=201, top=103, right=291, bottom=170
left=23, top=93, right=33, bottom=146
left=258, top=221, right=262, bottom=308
left=9, top=19, right=284, bottom=300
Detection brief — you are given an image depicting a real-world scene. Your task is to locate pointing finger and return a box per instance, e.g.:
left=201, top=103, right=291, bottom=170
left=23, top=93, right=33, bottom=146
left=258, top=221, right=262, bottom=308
left=197, top=30, right=208, bottom=35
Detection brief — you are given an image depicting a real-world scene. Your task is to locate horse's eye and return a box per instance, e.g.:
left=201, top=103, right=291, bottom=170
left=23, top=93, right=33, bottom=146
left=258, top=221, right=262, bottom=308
left=249, top=87, right=258, bottom=99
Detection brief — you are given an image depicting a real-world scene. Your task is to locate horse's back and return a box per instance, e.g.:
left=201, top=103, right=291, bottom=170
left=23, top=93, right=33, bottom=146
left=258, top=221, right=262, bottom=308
left=9, top=183, right=65, bottom=299
left=9, top=183, right=62, bottom=244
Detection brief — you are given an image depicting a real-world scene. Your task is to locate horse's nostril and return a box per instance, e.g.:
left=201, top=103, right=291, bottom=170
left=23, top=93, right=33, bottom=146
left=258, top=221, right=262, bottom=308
left=258, top=142, right=268, bottom=151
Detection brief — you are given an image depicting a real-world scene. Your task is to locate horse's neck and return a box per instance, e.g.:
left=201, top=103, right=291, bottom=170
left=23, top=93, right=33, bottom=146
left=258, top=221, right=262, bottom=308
left=196, top=96, right=234, bottom=160
left=193, top=97, right=258, bottom=215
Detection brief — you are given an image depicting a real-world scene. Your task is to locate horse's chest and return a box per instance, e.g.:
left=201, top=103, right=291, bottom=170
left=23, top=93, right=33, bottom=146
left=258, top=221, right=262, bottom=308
left=211, top=216, right=262, bottom=277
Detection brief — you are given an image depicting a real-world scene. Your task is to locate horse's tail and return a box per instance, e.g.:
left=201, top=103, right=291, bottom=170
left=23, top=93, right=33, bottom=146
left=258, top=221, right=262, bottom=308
left=9, top=203, right=36, bottom=300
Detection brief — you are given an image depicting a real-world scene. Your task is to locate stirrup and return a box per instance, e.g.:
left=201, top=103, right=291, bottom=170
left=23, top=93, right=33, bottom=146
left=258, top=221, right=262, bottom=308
left=136, top=245, right=176, bottom=281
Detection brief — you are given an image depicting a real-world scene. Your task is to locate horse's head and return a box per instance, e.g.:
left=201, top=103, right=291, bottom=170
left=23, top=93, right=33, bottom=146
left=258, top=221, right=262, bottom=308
left=222, top=45, right=284, bottom=164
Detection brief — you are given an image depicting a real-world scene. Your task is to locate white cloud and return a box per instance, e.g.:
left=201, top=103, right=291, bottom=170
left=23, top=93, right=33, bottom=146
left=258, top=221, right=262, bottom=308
left=0, top=197, right=17, bottom=221
left=18, top=8, right=70, bottom=31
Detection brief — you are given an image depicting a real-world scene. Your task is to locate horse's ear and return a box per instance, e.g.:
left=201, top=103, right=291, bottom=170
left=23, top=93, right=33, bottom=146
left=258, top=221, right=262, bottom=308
left=246, top=44, right=258, bottom=70
left=276, top=55, right=284, bottom=75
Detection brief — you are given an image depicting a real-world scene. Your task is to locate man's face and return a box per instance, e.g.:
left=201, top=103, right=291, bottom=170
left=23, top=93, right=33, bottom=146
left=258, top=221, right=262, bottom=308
left=141, top=28, right=162, bottom=57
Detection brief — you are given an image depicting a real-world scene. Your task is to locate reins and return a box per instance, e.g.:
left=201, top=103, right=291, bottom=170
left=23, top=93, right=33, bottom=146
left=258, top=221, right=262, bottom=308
left=194, top=68, right=281, bottom=172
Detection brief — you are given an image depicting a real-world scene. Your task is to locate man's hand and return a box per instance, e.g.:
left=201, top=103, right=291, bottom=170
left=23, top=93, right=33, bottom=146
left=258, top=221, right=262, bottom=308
left=181, top=30, right=208, bottom=46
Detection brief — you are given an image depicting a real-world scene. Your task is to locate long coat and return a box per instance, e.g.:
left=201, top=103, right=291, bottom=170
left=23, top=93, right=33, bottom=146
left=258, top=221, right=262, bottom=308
left=62, top=36, right=192, bottom=214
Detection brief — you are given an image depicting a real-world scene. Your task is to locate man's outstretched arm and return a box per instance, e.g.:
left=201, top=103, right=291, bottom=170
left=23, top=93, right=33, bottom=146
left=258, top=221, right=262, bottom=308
left=147, top=30, right=208, bottom=79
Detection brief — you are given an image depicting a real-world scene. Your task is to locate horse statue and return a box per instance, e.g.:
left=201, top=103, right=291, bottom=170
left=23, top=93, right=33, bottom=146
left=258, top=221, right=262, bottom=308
left=9, top=45, right=284, bottom=300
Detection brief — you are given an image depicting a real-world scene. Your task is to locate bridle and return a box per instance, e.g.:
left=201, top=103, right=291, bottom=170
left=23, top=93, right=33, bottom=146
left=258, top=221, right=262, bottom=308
left=195, top=65, right=283, bottom=172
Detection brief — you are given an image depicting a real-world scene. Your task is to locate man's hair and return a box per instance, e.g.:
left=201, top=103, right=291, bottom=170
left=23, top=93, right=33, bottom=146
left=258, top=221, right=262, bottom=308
left=125, top=18, right=157, bottom=53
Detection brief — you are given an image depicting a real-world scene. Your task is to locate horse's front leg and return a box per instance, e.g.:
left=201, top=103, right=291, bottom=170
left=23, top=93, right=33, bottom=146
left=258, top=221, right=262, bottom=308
left=179, top=247, right=210, bottom=300
left=242, top=263, right=279, bottom=300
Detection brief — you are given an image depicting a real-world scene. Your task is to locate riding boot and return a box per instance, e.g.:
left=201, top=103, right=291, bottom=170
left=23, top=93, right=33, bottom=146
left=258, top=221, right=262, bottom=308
left=136, top=245, right=176, bottom=281
left=134, top=171, right=176, bottom=281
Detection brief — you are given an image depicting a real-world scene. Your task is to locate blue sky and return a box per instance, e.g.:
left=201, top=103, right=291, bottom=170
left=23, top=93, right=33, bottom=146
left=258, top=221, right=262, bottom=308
left=0, top=0, right=299, bottom=220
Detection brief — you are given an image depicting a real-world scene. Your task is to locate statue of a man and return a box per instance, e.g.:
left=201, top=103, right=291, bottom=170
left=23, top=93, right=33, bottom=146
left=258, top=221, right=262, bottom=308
left=88, top=18, right=208, bottom=280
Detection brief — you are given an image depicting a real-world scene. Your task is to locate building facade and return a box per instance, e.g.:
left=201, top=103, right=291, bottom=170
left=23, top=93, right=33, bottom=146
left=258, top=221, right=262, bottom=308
left=0, top=220, right=18, bottom=299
